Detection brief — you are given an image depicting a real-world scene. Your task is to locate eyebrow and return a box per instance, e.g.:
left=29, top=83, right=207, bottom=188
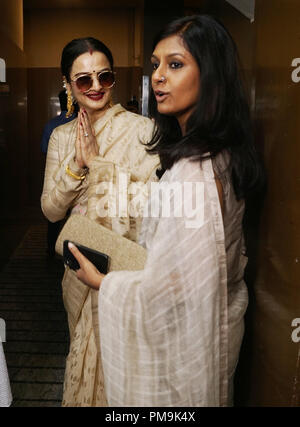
left=151, top=53, right=186, bottom=60
left=73, top=67, right=110, bottom=77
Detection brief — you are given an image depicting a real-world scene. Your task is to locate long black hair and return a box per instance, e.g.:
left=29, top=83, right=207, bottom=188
left=148, top=15, right=263, bottom=200
left=61, top=37, right=114, bottom=82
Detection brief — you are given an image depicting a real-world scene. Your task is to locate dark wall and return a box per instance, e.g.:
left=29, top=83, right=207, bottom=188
left=183, top=0, right=300, bottom=407
left=0, top=28, right=31, bottom=269
left=0, top=30, right=28, bottom=212
left=143, top=0, right=184, bottom=76
left=245, top=0, right=300, bottom=406
left=213, top=0, right=300, bottom=406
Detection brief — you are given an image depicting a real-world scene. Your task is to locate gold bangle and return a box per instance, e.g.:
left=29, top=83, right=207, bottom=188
left=66, top=164, right=86, bottom=181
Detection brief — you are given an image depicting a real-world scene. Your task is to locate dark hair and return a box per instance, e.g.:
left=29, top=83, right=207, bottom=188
left=61, top=37, right=114, bottom=82
left=148, top=15, right=263, bottom=200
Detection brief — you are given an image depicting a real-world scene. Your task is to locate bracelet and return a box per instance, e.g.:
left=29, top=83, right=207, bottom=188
left=65, top=164, right=87, bottom=181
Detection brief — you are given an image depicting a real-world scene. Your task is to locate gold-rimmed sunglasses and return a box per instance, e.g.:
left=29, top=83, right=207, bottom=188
left=71, top=70, right=116, bottom=92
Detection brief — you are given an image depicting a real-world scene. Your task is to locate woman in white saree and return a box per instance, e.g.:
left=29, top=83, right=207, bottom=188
left=68, top=15, right=263, bottom=406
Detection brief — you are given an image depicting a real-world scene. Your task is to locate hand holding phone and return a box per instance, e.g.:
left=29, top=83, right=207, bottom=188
left=63, top=240, right=110, bottom=274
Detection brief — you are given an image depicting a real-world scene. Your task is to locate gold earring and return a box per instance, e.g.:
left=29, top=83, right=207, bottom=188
left=63, top=78, right=74, bottom=118
left=66, top=88, right=74, bottom=117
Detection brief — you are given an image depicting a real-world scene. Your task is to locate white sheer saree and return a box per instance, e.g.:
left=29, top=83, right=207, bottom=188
left=98, top=155, right=248, bottom=407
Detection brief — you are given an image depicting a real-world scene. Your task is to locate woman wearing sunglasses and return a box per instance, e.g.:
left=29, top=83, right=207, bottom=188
left=41, top=37, right=159, bottom=406
left=68, top=16, right=263, bottom=406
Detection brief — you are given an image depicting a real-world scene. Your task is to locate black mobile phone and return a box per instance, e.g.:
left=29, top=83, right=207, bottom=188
left=63, top=240, right=110, bottom=274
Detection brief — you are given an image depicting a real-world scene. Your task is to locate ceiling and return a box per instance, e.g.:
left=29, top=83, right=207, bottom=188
left=23, top=0, right=143, bottom=9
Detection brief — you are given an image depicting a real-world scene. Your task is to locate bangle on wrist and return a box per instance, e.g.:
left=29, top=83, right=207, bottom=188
left=66, top=164, right=87, bottom=181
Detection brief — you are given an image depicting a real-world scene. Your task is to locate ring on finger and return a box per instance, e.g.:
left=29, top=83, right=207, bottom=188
left=84, top=132, right=89, bottom=137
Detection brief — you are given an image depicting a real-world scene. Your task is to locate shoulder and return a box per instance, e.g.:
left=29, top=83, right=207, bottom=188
left=165, top=158, right=203, bottom=183
left=168, top=156, right=225, bottom=184
left=107, top=107, right=155, bottom=152
left=47, top=118, right=77, bottom=155
left=114, top=108, right=155, bottom=132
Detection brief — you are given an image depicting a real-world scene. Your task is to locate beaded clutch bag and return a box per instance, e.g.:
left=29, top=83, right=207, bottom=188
left=55, top=214, right=147, bottom=271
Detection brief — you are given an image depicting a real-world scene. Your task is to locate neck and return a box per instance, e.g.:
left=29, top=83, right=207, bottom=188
left=177, top=117, right=186, bottom=136
left=84, top=103, right=111, bottom=124
left=176, top=106, right=196, bottom=136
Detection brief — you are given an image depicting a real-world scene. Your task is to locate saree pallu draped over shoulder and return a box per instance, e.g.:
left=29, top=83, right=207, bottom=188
left=98, top=154, right=248, bottom=407
left=40, top=104, right=159, bottom=406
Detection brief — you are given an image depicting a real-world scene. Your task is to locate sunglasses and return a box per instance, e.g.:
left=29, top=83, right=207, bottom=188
left=71, top=70, right=116, bottom=92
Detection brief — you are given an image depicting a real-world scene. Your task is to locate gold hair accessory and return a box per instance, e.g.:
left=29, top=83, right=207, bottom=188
left=63, top=78, right=74, bottom=118
left=66, top=164, right=86, bottom=181
left=66, top=88, right=74, bottom=118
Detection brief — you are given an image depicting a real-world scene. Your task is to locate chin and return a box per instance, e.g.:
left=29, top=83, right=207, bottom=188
left=86, top=98, right=109, bottom=112
left=79, top=93, right=110, bottom=111
left=157, top=105, right=173, bottom=115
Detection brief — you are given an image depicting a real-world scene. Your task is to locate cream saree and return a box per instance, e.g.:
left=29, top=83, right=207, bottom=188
left=41, top=104, right=159, bottom=406
left=98, top=154, right=248, bottom=406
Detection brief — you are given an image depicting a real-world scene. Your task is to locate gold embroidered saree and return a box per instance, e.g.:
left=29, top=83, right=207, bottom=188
left=41, top=104, right=159, bottom=406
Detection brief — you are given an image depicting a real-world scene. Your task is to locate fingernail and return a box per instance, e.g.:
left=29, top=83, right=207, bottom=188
left=68, top=242, right=74, bottom=249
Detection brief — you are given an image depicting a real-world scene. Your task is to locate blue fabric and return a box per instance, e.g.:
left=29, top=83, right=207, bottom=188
left=41, top=111, right=75, bottom=154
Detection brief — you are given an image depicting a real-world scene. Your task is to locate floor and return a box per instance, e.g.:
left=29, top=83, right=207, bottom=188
left=0, top=208, right=69, bottom=407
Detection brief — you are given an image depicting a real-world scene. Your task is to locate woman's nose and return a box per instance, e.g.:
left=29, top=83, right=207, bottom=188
left=152, top=67, right=166, bottom=84
left=91, top=74, right=101, bottom=91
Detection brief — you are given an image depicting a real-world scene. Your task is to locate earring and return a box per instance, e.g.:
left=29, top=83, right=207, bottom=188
left=66, top=88, right=74, bottom=117
left=63, top=78, right=74, bottom=118
left=66, top=90, right=74, bottom=117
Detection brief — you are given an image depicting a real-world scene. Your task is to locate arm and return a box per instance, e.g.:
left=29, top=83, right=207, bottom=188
left=41, top=126, right=88, bottom=222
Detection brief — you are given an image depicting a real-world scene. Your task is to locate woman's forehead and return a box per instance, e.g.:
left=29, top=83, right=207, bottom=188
left=71, top=51, right=110, bottom=74
left=152, top=35, right=187, bottom=56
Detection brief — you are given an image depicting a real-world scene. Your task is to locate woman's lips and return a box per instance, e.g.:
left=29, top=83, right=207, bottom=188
left=86, top=92, right=105, bottom=101
left=155, top=91, right=169, bottom=103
